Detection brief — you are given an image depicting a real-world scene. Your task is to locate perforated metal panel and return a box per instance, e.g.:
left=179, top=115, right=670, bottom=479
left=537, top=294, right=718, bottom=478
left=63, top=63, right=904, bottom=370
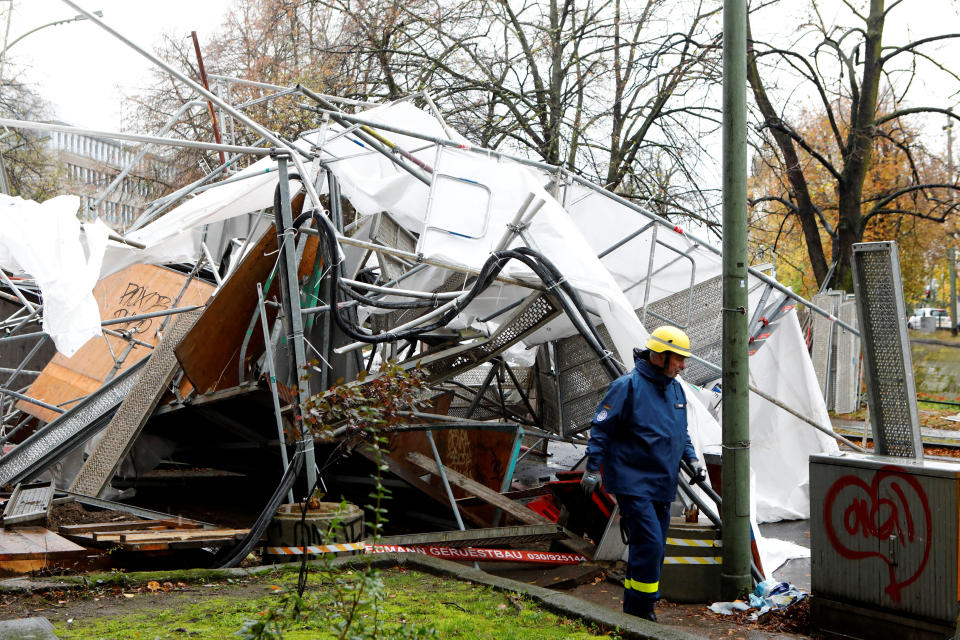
left=447, top=365, right=533, bottom=421
left=0, top=359, right=146, bottom=488
left=369, top=211, right=417, bottom=283
left=810, top=292, right=834, bottom=400
left=410, top=293, right=560, bottom=384
left=642, top=276, right=722, bottom=385
left=555, top=324, right=614, bottom=436
left=536, top=346, right=560, bottom=433
left=832, top=298, right=861, bottom=414
left=70, top=309, right=203, bottom=496
left=851, top=242, right=921, bottom=459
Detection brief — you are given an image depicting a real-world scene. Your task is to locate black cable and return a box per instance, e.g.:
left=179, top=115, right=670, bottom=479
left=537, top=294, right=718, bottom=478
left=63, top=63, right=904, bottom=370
left=213, top=442, right=306, bottom=568
left=289, top=198, right=624, bottom=379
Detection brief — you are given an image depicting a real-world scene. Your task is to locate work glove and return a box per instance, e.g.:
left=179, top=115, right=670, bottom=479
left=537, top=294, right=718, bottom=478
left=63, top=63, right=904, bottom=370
left=688, top=459, right=707, bottom=484
left=581, top=470, right=601, bottom=497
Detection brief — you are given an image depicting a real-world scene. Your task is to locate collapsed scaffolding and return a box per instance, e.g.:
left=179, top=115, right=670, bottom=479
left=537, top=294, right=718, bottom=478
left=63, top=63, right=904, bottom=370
left=0, top=4, right=863, bottom=576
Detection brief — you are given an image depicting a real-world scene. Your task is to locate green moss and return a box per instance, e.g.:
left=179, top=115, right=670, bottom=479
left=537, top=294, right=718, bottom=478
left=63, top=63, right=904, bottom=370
left=54, top=570, right=612, bottom=639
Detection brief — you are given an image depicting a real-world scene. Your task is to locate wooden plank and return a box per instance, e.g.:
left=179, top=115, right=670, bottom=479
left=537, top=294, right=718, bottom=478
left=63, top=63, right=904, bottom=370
left=98, top=528, right=248, bottom=543
left=58, top=519, right=202, bottom=535
left=406, top=452, right=550, bottom=526
left=357, top=446, right=490, bottom=528
left=175, top=223, right=319, bottom=395
left=20, top=264, right=214, bottom=422
left=0, top=526, right=86, bottom=560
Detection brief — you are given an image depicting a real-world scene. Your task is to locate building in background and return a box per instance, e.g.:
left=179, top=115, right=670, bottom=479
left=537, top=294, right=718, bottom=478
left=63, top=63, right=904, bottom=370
left=45, top=122, right=174, bottom=230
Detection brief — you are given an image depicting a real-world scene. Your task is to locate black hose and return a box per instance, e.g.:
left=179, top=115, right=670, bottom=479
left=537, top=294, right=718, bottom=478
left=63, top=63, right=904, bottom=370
left=287, top=194, right=623, bottom=379
left=213, top=442, right=306, bottom=568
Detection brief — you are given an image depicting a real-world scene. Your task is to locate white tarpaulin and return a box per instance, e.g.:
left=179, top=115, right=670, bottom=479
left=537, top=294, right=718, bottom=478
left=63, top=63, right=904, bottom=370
left=746, top=309, right=840, bottom=521
left=0, top=194, right=109, bottom=356
left=99, top=151, right=317, bottom=279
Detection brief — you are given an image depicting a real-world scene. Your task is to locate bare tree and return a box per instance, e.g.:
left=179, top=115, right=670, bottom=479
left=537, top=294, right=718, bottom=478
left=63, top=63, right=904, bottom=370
left=129, top=0, right=723, bottom=232
left=0, top=72, right=59, bottom=200
left=747, top=0, right=960, bottom=290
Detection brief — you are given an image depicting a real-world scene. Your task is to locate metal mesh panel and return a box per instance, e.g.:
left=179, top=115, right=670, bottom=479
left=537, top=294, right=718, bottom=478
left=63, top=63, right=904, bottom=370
left=642, top=276, right=722, bottom=385
left=560, top=359, right=609, bottom=398
left=555, top=324, right=614, bottom=435
left=0, top=360, right=146, bottom=487
left=832, top=299, right=861, bottom=414
left=563, top=391, right=606, bottom=435
left=369, top=212, right=417, bottom=283
left=851, top=242, right=921, bottom=458
left=810, top=293, right=833, bottom=400
left=536, top=347, right=559, bottom=433
left=412, top=293, right=560, bottom=384
left=447, top=366, right=532, bottom=421
left=70, top=309, right=203, bottom=496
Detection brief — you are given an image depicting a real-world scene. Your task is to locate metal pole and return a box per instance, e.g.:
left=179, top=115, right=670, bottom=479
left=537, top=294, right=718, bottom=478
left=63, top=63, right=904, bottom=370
left=0, top=118, right=270, bottom=157
left=190, top=31, right=226, bottom=165
left=951, top=247, right=957, bottom=337
left=274, top=154, right=316, bottom=493
left=257, top=283, right=295, bottom=505
left=721, top=0, right=752, bottom=600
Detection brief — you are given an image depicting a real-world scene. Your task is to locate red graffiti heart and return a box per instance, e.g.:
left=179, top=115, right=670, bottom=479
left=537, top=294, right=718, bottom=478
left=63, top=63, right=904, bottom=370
left=823, top=465, right=931, bottom=602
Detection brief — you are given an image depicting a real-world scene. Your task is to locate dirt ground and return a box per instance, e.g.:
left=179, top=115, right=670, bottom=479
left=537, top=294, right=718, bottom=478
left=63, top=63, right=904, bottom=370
left=0, top=577, right=266, bottom=627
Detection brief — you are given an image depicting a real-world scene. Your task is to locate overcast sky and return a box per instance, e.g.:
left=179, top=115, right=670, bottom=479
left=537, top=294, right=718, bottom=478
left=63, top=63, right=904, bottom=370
left=5, top=0, right=234, bottom=130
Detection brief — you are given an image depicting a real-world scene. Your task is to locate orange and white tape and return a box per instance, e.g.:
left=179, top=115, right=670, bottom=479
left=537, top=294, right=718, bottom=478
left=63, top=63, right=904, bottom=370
left=264, top=542, right=587, bottom=565
left=266, top=542, right=365, bottom=555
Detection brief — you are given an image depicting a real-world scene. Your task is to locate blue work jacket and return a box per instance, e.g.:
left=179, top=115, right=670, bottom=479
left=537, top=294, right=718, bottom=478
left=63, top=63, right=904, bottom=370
left=585, top=358, right=696, bottom=501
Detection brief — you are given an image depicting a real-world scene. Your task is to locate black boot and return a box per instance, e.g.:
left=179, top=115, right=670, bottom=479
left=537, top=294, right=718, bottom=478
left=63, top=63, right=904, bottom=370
left=638, top=610, right=657, bottom=622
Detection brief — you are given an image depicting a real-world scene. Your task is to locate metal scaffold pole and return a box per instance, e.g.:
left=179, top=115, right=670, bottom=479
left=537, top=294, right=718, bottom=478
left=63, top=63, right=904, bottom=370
left=951, top=247, right=957, bottom=337
left=721, top=0, right=752, bottom=599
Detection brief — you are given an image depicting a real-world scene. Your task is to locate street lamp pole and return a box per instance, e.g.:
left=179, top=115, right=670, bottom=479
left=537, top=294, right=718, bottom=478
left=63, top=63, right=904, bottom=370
left=0, top=10, right=103, bottom=59
left=0, top=9, right=102, bottom=195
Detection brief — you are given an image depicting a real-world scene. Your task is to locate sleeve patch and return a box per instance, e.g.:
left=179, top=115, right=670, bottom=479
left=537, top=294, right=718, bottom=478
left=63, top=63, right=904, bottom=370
left=596, top=409, right=609, bottom=422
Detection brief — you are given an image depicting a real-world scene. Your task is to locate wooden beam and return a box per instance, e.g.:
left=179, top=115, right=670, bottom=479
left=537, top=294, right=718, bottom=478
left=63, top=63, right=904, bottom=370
left=406, top=452, right=550, bottom=526
left=356, top=446, right=491, bottom=528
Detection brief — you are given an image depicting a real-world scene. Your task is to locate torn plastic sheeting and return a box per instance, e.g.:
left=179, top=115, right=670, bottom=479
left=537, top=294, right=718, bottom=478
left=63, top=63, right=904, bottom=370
left=99, top=149, right=318, bottom=279
left=709, top=580, right=808, bottom=620
left=0, top=194, right=109, bottom=356
left=747, top=309, right=840, bottom=521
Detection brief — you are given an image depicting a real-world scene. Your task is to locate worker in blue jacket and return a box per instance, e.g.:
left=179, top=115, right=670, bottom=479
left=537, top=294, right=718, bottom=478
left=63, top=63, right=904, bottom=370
left=581, top=325, right=706, bottom=622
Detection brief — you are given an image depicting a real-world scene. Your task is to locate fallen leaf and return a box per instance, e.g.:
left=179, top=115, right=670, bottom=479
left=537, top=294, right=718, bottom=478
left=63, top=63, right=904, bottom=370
left=122, top=593, right=135, bottom=599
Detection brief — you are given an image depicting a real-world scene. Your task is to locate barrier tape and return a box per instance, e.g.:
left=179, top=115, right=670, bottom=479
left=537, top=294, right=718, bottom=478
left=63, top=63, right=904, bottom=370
left=664, top=556, right=722, bottom=565
left=265, top=543, right=588, bottom=565
left=666, top=538, right=720, bottom=548
left=266, top=542, right=365, bottom=555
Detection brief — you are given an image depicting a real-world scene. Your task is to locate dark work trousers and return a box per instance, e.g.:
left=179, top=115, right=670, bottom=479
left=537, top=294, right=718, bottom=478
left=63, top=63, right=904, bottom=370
left=616, top=494, right=671, bottom=616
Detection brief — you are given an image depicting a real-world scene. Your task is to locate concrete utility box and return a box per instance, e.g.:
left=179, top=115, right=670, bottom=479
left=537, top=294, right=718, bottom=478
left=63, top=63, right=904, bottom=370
left=810, top=452, right=960, bottom=639
left=920, top=316, right=936, bottom=333
left=659, top=519, right=721, bottom=603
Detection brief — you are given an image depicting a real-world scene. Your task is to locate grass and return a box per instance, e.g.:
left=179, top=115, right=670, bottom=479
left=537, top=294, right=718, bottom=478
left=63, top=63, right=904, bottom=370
left=52, top=567, right=616, bottom=640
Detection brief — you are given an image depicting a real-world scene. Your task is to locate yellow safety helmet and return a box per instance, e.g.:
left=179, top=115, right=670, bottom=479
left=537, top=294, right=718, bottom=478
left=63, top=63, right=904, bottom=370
left=645, top=325, right=691, bottom=357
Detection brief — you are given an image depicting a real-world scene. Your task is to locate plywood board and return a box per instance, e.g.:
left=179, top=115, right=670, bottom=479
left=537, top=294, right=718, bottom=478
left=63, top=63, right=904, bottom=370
left=0, top=526, right=86, bottom=561
left=20, top=264, right=214, bottom=422
left=175, top=225, right=319, bottom=395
